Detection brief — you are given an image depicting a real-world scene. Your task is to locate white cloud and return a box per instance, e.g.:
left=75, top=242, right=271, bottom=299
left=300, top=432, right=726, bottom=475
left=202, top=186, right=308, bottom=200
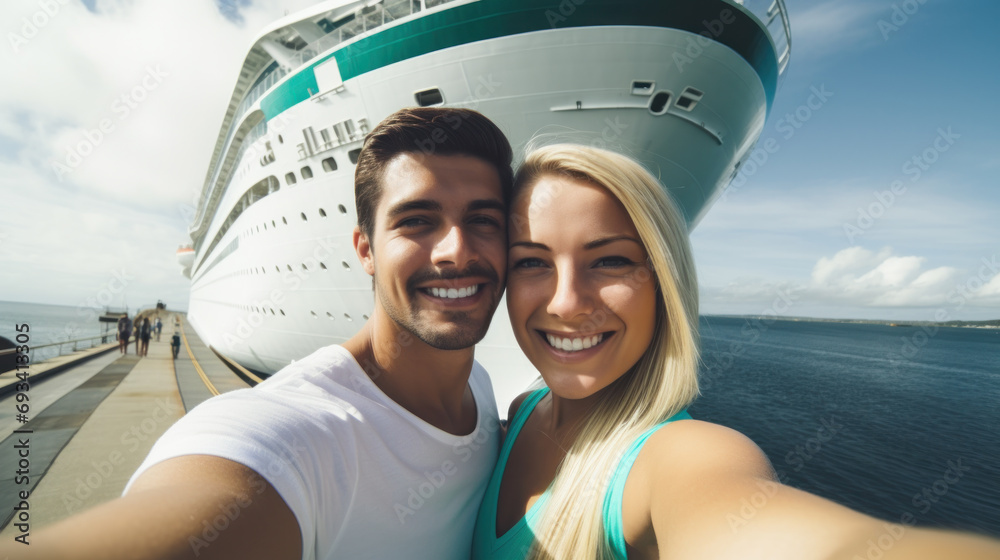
left=0, top=0, right=315, bottom=308
left=789, top=0, right=885, bottom=61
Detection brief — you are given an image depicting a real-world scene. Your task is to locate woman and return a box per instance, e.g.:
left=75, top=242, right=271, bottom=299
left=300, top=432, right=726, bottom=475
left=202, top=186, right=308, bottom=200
left=472, top=144, right=999, bottom=559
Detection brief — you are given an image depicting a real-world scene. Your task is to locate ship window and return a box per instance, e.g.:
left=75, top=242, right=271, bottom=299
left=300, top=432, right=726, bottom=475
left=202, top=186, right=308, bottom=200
left=285, top=172, right=297, bottom=185
left=342, top=261, right=351, bottom=270
left=272, top=220, right=276, bottom=227
left=649, top=91, right=672, bottom=115
left=300, top=212, right=307, bottom=221
left=302, top=263, right=308, bottom=270
left=278, top=134, right=284, bottom=144
left=344, top=313, right=353, bottom=321
left=270, top=308, right=275, bottom=315
left=322, top=157, right=338, bottom=172
left=310, top=311, right=318, bottom=318
left=282, top=216, right=288, bottom=225
left=301, top=166, right=313, bottom=179
left=676, top=87, right=704, bottom=111
left=362, top=314, right=369, bottom=320
left=263, top=223, right=267, bottom=231
left=338, top=204, right=347, bottom=214
left=348, top=149, right=361, bottom=164
left=287, top=264, right=292, bottom=271
left=319, top=208, right=327, bottom=217
left=280, top=309, right=285, bottom=316
left=326, top=312, right=334, bottom=320
left=415, top=88, right=443, bottom=107
left=631, top=81, right=654, bottom=95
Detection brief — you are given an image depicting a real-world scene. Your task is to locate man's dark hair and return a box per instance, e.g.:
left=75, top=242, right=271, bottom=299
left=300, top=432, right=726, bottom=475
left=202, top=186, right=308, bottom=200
left=354, top=107, right=513, bottom=239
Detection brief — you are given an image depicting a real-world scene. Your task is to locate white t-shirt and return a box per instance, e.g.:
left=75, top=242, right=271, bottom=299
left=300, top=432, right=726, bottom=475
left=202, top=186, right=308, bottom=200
left=124, top=344, right=501, bottom=560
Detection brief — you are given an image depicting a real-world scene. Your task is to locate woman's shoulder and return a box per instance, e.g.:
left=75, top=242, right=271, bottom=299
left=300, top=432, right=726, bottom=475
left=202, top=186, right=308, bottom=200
left=638, top=418, right=774, bottom=481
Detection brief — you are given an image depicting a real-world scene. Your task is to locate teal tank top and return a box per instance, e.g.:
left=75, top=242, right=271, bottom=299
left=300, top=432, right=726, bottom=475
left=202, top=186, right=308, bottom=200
left=471, top=388, right=691, bottom=560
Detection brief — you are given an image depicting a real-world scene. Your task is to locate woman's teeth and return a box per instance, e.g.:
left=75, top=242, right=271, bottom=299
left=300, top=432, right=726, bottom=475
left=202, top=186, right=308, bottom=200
left=545, top=333, right=604, bottom=352
left=428, top=285, right=479, bottom=299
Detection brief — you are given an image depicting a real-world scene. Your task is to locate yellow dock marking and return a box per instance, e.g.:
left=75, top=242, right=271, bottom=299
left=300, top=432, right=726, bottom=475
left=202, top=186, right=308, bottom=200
left=179, top=321, right=220, bottom=396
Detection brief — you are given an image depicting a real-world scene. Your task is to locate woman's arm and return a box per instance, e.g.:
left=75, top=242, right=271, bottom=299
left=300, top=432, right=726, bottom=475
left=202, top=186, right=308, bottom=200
left=630, top=420, right=1000, bottom=560
left=0, top=455, right=302, bottom=560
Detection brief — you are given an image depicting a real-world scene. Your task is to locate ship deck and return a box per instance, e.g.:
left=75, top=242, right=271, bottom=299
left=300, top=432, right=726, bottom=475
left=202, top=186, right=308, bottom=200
left=0, top=313, right=257, bottom=536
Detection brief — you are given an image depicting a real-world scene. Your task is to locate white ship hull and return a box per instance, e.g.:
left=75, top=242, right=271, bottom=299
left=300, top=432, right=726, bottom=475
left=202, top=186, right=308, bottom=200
left=184, top=0, right=790, bottom=408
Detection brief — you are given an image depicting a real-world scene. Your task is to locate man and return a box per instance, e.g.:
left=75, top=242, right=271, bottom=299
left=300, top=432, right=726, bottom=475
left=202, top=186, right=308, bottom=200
left=154, top=317, right=163, bottom=341
left=116, top=313, right=132, bottom=354
left=10, top=107, right=512, bottom=559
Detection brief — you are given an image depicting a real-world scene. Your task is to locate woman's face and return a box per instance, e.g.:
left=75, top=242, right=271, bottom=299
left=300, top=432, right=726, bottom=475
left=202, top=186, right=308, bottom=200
left=507, top=174, right=658, bottom=400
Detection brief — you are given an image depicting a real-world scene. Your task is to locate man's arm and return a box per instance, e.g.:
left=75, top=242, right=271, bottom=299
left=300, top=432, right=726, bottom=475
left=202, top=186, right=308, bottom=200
left=0, top=455, right=302, bottom=560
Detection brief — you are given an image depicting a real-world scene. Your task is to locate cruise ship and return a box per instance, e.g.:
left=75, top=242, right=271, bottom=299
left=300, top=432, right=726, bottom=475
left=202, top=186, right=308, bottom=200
left=182, top=0, right=791, bottom=408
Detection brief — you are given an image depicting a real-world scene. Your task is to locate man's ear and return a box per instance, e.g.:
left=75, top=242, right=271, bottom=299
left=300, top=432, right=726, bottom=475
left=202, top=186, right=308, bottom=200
left=353, top=226, right=375, bottom=276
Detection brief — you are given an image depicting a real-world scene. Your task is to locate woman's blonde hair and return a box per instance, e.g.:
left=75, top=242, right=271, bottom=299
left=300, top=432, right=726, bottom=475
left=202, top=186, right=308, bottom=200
left=513, top=144, right=700, bottom=560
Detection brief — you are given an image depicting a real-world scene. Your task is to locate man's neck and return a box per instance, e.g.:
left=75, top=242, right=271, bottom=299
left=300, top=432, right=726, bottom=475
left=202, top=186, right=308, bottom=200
left=342, top=313, right=478, bottom=436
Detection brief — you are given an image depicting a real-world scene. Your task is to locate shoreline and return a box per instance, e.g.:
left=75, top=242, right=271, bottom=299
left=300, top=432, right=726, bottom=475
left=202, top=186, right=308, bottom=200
left=703, top=315, right=1000, bottom=329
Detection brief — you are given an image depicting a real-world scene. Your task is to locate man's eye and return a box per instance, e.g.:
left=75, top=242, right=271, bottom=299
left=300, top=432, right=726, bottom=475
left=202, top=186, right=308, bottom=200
left=398, top=217, right=428, bottom=228
left=470, top=215, right=501, bottom=227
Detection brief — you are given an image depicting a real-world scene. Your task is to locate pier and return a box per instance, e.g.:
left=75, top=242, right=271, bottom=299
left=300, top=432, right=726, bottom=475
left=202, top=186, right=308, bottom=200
left=0, top=313, right=260, bottom=538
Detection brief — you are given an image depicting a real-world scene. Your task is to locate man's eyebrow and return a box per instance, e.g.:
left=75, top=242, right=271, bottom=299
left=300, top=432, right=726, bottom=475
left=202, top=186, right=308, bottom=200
left=468, top=199, right=506, bottom=213
left=386, top=199, right=442, bottom=219
left=584, top=235, right=643, bottom=250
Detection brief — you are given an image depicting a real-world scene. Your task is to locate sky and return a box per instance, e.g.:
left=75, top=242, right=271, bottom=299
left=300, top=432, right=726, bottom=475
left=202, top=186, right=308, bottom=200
left=1, top=0, right=998, bottom=322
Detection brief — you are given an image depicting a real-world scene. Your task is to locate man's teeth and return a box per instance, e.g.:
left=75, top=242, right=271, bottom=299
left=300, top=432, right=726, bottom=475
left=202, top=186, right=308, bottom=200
left=545, top=333, right=603, bottom=352
left=428, top=285, right=479, bottom=299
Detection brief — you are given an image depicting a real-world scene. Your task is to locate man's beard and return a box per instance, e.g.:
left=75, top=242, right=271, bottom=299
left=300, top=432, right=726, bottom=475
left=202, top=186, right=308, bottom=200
left=376, top=262, right=501, bottom=350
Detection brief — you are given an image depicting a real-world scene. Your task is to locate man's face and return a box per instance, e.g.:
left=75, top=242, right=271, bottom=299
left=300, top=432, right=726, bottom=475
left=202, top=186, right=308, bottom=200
left=356, top=152, right=507, bottom=350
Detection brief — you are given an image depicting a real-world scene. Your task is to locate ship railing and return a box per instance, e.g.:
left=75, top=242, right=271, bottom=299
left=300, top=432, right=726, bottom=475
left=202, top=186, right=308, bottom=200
left=734, top=0, right=792, bottom=74
left=0, top=333, right=119, bottom=366
left=195, top=0, right=463, bottom=238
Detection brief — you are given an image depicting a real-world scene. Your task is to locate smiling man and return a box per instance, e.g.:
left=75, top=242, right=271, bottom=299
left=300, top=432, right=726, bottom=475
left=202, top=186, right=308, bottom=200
left=9, top=108, right=513, bottom=560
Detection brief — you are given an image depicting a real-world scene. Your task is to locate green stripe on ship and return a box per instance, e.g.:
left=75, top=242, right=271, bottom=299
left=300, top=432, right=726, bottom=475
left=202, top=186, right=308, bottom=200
left=260, top=0, right=779, bottom=121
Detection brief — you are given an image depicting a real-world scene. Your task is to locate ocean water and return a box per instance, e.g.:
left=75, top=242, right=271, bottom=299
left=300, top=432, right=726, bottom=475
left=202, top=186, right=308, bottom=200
left=0, top=300, right=114, bottom=363
left=2, top=301, right=997, bottom=538
left=691, top=316, right=1000, bottom=538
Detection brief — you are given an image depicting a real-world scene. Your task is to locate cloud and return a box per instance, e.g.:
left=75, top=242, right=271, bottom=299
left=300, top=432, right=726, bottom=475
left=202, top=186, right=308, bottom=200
left=0, top=0, right=318, bottom=308
left=789, top=0, right=885, bottom=61
left=702, top=247, right=1000, bottom=316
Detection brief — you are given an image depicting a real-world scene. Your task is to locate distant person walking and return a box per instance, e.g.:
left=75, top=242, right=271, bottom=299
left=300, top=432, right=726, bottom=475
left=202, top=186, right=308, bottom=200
left=139, top=318, right=152, bottom=357
left=154, top=317, right=163, bottom=342
left=170, top=331, right=181, bottom=360
left=116, top=314, right=132, bottom=354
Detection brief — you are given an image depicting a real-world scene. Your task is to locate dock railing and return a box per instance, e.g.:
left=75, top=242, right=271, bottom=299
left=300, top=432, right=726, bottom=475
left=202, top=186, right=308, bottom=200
left=0, top=333, right=120, bottom=366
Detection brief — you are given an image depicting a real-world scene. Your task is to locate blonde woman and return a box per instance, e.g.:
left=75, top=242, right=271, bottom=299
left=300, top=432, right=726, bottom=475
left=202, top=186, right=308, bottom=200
left=471, top=144, right=999, bottom=560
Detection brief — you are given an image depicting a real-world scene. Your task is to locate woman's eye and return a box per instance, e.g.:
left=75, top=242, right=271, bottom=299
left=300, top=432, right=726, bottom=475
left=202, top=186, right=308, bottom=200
left=512, top=257, right=546, bottom=269
left=595, top=256, right=634, bottom=269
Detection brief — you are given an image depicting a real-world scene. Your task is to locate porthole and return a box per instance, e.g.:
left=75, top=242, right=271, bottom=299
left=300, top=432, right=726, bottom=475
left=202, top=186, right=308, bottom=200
left=286, top=264, right=292, bottom=272
left=280, top=309, right=286, bottom=316
left=310, top=311, right=318, bottom=318
left=282, top=216, right=288, bottom=225
left=348, top=149, right=361, bottom=164
left=320, top=262, right=328, bottom=269
left=275, top=265, right=280, bottom=273
left=338, top=204, right=347, bottom=214
left=341, top=261, right=351, bottom=270
left=319, top=208, right=327, bottom=217
left=285, top=172, right=297, bottom=185
left=278, top=134, right=284, bottom=144
left=649, top=91, right=672, bottom=115
left=301, top=212, right=307, bottom=221
left=302, top=263, right=308, bottom=270
left=326, top=312, right=335, bottom=320
left=344, top=313, right=353, bottom=321
left=301, top=166, right=313, bottom=179
left=362, top=314, right=369, bottom=320
left=676, top=87, right=704, bottom=112
left=322, top=157, right=338, bottom=172
left=272, top=220, right=276, bottom=227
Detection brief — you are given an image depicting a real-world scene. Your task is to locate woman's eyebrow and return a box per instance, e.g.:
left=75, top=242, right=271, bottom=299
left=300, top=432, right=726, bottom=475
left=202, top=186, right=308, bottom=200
left=509, top=241, right=549, bottom=251
left=583, top=235, right=643, bottom=250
